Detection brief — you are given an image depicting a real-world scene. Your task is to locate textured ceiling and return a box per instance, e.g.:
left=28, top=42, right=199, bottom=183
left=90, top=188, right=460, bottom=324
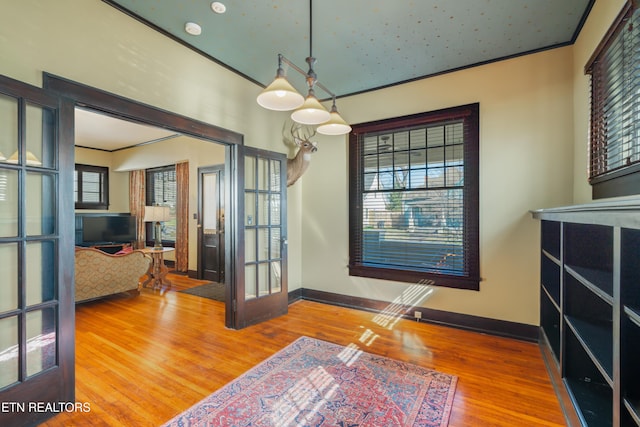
left=106, top=0, right=593, bottom=98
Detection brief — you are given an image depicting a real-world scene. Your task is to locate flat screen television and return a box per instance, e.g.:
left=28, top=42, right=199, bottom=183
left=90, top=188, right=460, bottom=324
left=78, top=215, right=137, bottom=245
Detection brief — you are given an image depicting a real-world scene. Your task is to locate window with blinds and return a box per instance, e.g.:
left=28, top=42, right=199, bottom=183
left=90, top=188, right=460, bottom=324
left=349, top=104, right=480, bottom=290
left=74, top=164, right=109, bottom=210
left=586, top=1, right=640, bottom=198
left=146, top=165, right=177, bottom=243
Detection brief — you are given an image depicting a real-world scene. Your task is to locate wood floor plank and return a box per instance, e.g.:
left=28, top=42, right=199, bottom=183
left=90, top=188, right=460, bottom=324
left=40, top=275, right=566, bottom=426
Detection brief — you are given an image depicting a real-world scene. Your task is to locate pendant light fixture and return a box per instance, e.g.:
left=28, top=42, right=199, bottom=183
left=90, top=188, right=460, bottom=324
left=256, top=0, right=350, bottom=135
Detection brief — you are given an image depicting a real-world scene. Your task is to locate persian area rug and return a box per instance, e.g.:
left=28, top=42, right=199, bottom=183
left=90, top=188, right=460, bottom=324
left=178, top=282, right=224, bottom=302
left=162, top=336, right=457, bottom=427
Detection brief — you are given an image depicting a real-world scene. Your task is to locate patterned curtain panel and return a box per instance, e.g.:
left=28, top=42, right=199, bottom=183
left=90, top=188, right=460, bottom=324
left=129, top=170, right=146, bottom=249
left=175, top=161, right=189, bottom=272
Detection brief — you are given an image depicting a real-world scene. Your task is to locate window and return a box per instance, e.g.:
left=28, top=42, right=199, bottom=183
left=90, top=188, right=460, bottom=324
left=349, top=103, right=480, bottom=290
left=586, top=1, right=640, bottom=199
left=146, top=165, right=177, bottom=244
left=74, top=164, right=109, bottom=210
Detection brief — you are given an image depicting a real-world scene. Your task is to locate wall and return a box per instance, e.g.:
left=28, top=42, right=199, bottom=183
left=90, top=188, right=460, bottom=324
left=302, top=47, right=575, bottom=325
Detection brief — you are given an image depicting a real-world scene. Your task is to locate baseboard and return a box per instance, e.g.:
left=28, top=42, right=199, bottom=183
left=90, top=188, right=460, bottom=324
left=292, top=288, right=538, bottom=342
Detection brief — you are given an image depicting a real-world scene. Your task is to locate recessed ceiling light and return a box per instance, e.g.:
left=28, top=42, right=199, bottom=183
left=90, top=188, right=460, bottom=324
left=185, top=22, right=202, bottom=36
left=211, top=2, right=226, bottom=14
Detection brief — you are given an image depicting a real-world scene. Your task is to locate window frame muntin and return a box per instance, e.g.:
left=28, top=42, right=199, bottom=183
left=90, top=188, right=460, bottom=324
left=348, top=103, right=480, bottom=290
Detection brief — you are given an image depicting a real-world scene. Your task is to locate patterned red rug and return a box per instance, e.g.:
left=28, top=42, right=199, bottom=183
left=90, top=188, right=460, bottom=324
left=162, top=336, right=457, bottom=427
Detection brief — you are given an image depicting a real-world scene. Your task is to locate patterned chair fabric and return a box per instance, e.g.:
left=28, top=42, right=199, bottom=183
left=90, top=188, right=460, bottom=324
left=75, top=247, right=151, bottom=303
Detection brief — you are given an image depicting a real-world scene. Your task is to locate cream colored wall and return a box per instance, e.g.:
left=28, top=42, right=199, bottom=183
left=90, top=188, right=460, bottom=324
left=572, top=0, right=627, bottom=204
left=302, top=47, right=575, bottom=325
left=0, top=0, right=303, bottom=289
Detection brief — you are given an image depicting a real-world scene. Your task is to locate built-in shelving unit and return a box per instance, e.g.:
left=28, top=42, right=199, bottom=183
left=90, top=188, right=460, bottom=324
left=533, top=200, right=640, bottom=427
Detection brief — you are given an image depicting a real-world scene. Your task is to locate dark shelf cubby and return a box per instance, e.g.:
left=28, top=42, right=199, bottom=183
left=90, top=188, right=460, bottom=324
left=541, top=253, right=561, bottom=307
left=541, top=220, right=561, bottom=260
left=564, top=222, right=613, bottom=298
left=564, top=328, right=613, bottom=427
left=621, top=228, right=640, bottom=314
left=621, top=314, right=640, bottom=427
left=541, top=289, right=560, bottom=364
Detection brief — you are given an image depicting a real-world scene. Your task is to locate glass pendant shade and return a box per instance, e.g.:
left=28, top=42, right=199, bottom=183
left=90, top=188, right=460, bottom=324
left=257, top=76, right=304, bottom=111
left=290, top=91, right=331, bottom=125
left=317, top=104, right=352, bottom=135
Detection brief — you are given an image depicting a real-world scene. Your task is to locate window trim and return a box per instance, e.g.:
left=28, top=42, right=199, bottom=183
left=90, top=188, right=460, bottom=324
left=348, top=103, right=480, bottom=290
left=74, top=164, right=109, bottom=210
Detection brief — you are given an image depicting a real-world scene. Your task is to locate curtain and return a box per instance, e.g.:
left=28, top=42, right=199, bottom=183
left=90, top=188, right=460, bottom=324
left=129, top=170, right=146, bottom=249
left=175, top=161, right=189, bottom=272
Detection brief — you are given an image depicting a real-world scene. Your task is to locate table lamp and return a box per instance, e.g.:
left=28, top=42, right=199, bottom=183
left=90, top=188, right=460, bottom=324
left=143, top=206, right=171, bottom=249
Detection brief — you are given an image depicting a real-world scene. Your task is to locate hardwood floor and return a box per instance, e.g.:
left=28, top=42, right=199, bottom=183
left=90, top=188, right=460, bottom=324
left=41, top=274, right=566, bottom=426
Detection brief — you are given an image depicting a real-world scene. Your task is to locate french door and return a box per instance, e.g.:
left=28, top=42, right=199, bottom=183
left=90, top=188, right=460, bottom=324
left=232, top=146, right=288, bottom=329
left=0, top=76, right=74, bottom=426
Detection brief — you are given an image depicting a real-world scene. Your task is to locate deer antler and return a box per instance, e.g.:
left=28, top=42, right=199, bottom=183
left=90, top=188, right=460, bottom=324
left=290, top=122, right=316, bottom=146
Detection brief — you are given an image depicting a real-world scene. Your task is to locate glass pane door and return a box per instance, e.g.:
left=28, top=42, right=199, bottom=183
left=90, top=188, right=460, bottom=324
left=233, top=146, right=287, bottom=329
left=0, top=77, right=74, bottom=426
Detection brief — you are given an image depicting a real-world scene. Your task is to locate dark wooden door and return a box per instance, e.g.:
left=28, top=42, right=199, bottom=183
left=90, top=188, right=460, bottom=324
left=198, top=165, right=224, bottom=283
left=232, top=146, right=288, bottom=329
left=0, top=75, right=74, bottom=426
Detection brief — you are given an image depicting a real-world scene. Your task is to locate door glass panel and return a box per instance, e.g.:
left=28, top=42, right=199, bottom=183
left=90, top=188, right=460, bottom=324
left=271, top=260, right=282, bottom=293
left=26, top=241, right=56, bottom=306
left=0, top=94, right=18, bottom=164
left=26, top=307, right=56, bottom=377
left=245, top=156, right=255, bottom=190
left=258, top=158, right=268, bottom=191
left=245, top=264, right=256, bottom=300
left=245, top=229, right=256, bottom=262
left=245, top=192, right=255, bottom=226
left=258, top=263, right=269, bottom=296
left=25, top=103, right=54, bottom=169
left=271, top=194, right=281, bottom=225
left=203, top=174, right=217, bottom=233
left=270, top=159, right=280, bottom=191
left=26, top=172, right=55, bottom=236
left=258, top=228, right=269, bottom=261
left=0, top=169, right=18, bottom=237
left=271, top=228, right=281, bottom=259
left=0, top=316, right=19, bottom=388
left=258, top=193, right=269, bottom=225
left=0, top=243, right=19, bottom=312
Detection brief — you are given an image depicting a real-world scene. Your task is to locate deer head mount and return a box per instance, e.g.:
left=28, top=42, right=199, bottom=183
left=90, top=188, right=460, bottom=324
left=283, top=121, right=318, bottom=187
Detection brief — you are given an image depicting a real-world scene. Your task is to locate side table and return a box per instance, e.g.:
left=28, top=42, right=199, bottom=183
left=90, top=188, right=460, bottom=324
left=140, top=247, right=174, bottom=289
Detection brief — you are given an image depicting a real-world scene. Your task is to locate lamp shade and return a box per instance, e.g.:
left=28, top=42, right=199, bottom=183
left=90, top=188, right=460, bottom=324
left=317, top=105, right=352, bottom=135
left=143, top=206, right=170, bottom=223
left=257, top=76, right=305, bottom=111
left=290, top=92, right=331, bottom=125
left=7, top=150, right=42, bottom=166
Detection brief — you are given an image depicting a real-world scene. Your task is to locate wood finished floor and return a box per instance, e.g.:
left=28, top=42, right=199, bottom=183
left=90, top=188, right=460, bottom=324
left=42, top=273, right=566, bottom=426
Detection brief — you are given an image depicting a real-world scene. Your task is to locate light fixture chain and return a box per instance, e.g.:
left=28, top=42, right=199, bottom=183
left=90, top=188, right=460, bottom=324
left=309, top=0, right=313, bottom=58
